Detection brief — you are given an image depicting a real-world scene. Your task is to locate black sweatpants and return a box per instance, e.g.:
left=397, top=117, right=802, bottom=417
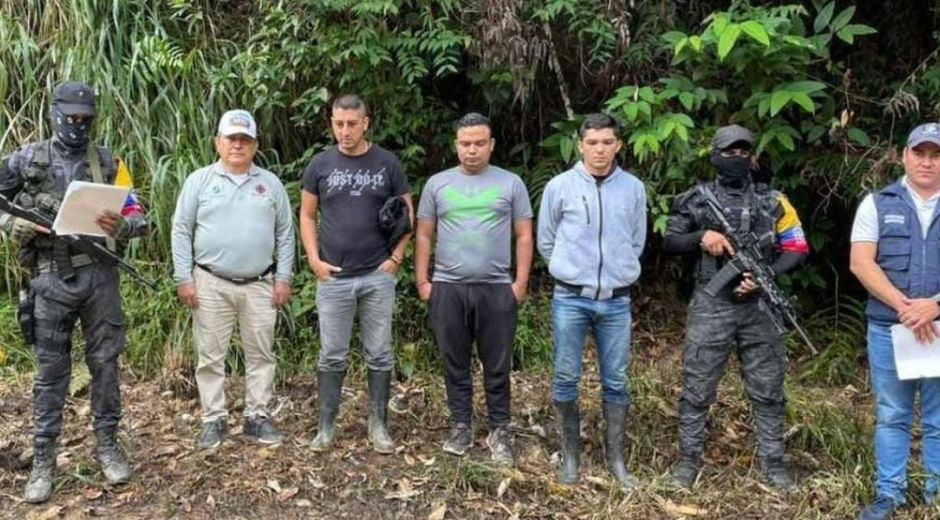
left=428, top=282, right=517, bottom=426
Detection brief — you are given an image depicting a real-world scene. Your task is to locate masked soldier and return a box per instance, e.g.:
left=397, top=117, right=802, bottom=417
left=663, top=125, right=809, bottom=491
left=0, top=81, right=148, bottom=503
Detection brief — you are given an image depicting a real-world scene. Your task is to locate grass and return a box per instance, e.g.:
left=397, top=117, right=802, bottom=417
left=0, top=3, right=931, bottom=516
left=2, top=320, right=935, bottom=518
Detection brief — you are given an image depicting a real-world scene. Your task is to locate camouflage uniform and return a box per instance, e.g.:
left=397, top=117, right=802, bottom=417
left=1, top=141, right=146, bottom=438
left=667, top=181, right=789, bottom=467
left=0, top=81, right=148, bottom=503
left=663, top=126, right=808, bottom=491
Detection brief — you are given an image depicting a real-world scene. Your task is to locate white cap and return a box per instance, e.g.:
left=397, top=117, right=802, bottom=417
left=217, top=109, right=257, bottom=139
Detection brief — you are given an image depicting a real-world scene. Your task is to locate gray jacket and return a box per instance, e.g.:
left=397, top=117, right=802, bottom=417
left=537, top=161, right=647, bottom=299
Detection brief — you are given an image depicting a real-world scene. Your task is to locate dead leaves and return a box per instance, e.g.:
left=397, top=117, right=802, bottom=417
left=661, top=500, right=708, bottom=517
left=385, top=477, right=423, bottom=501
left=277, top=487, right=300, bottom=501
left=82, top=487, right=104, bottom=501
left=496, top=477, right=511, bottom=498
left=31, top=505, right=63, bottom=520
left=427, top=503, right=447, bottom=520
left=0, top=370, right=846, bottom=519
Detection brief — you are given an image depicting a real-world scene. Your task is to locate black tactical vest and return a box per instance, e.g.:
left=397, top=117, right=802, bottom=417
left=14, top=140, right=112, bottom=263
left=692, top=182, right=779, bottom=283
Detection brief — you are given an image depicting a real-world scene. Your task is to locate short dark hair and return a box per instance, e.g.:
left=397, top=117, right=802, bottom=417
left=332, top=94, right=368, bottom=115
left=455, top=112, right=491, bottom=132
left=578, top=113, right=620, bottom=139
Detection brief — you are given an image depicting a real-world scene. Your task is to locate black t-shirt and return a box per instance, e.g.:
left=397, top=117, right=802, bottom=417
left=302, top=144, right=410, bottom=277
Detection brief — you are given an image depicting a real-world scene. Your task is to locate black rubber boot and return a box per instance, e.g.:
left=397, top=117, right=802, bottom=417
left=310, top=370, right=344, bottom=451
left=555, top=400, right=580, bottom=485
left=367, top=369, right=394, bottom=454
left=603, top=402, right=639, bottom=490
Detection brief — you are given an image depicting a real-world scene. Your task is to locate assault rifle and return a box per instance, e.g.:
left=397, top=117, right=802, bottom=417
left=0, top=194, right=158, bottom=290
left=697, top=185, right=816, bottom=354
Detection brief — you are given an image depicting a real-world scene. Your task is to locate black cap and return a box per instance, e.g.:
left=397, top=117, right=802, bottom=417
left=711, top=124, right=754, bottom=151
left=53, top=81, right=96, bottom=116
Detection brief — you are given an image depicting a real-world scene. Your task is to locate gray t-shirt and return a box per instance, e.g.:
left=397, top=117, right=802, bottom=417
left=417, top=165, right=532, bottom=283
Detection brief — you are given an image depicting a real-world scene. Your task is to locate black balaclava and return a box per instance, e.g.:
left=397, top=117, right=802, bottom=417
left=710, top=125, right=755, bottom=190
left=711, top=150, right=752, bottom=189
left=50, top=81, right=96, bottom=151
left=52, top=106, right=93, bottom=150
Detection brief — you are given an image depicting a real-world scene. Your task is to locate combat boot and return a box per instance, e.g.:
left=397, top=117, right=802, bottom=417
left=754, top=402, right=794, bottom=491
left=673, top=399, right=708, bottom=489
left=761, top=457, right=796, bottom=492
left=23, top=436, right=56, bottom=503
left=96, top=428, right=132, bottom=484
left=669, top=454, right=702, bottom=489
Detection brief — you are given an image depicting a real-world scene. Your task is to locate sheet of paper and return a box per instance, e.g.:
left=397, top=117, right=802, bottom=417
left=51, top=181, right=130, bottom=237
left=891, top=322, right=940, bottom=380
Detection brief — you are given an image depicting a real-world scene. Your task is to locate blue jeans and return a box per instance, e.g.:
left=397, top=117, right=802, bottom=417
left=868, top=321, right=940, bottom=504
left=551, top=286, right=632, bottom=406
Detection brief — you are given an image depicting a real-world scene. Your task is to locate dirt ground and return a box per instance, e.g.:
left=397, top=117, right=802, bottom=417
left=1, top=341, right=938, bottom=520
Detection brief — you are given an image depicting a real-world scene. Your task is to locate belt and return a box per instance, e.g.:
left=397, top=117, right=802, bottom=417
left=37, top=254, right=95, bottom=273
left=555, top=280, right=631, bottom=299
left=197, top=263, right=274, bottom=285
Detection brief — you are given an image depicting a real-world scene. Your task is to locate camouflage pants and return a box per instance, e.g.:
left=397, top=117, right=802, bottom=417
left=29, top=262, right=126, bottom=439
left=678, top=288, right=787, bottom=462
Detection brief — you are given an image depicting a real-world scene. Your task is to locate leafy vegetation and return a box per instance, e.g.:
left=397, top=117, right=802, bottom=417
left=0, top=0, right=936, bottom=385
left=3, top=1, right=940, bottom=517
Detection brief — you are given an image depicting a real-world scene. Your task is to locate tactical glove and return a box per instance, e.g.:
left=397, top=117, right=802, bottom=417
left=8, top=216, right=40, bottom=245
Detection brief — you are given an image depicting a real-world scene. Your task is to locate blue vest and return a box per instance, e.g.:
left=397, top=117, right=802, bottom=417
left=866, top=180, right=940, bottom=323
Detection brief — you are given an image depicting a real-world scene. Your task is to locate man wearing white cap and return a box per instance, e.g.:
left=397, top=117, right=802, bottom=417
left=851, top=123, right=940, bottom=520
left=171, top=109, right=295, bottom=449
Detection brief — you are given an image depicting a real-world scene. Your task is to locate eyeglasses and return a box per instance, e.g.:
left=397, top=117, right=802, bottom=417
left=719, top=148, right=751, bottom=158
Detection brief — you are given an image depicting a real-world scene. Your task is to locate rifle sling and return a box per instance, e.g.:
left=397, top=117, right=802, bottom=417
left=86, top=146, right=117, bottom=252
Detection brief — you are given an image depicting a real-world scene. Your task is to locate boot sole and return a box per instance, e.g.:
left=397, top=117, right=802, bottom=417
left=246, top=435, right=283, bottom=446
left=442, top=445, right=469, bottom=456
left=196, top=439, right=222, bottom=450
left=23, top=494, right=52, bottom=504
left=614, top=476, right=640, bottom=490
left=668, top=476, right=696, bottom=490
left=309, top=438, right=334, bottom=452
left=103, top=474, right=132, bottom=485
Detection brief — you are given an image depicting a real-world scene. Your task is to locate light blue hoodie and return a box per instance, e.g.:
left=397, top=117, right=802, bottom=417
left=537, top=161, right=647, bottom=300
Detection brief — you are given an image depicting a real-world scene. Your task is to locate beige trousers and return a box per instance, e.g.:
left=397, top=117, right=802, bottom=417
left=192, top=267, right=277, bottom=422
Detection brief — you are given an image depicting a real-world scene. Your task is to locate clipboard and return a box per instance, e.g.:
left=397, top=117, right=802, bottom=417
left=51, top=181, right=130, bottom=237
